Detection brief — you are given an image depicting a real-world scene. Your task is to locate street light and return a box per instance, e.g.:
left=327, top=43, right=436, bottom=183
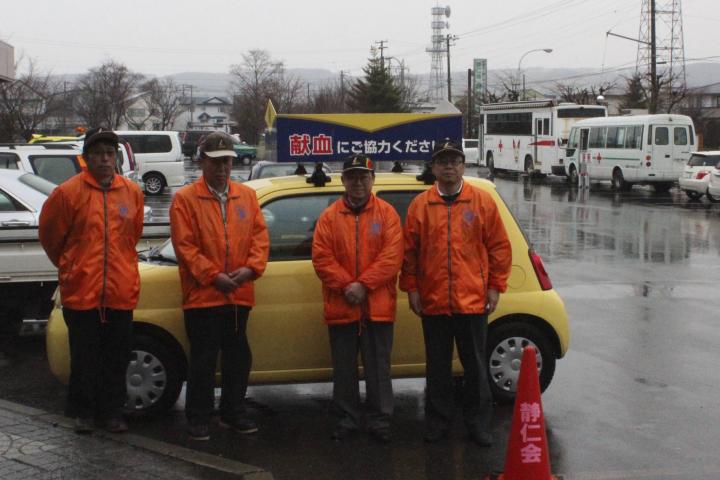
left=517, top=48, right=553, bottom=100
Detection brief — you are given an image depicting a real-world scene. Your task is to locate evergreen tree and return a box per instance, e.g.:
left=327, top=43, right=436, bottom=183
left=619, top=73, right=648, bottom=112
left=347, top=50, right=407, bottom=113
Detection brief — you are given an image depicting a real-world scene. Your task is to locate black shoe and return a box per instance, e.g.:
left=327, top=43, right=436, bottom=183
left=370, top=428, right=391, bottom=444
left=469, top=428, right=493, bottom=447
left=331, top=425, right=356, bottom=441
left=104, top=417, right=128, bottom=433
left=187, top=423, right=210, bottom=441
left=74, top=417, right=94, bottom=434
left=423, top=426, right=448, bottom=443
left=219, top=417, right=258, bottom=434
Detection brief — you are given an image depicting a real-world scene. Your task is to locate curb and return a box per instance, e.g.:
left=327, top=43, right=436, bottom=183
left=0, top=398, right=273, bottom=480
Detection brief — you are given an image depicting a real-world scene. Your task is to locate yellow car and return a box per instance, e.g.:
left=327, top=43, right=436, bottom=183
left=46, top=173, right=570, bottom=414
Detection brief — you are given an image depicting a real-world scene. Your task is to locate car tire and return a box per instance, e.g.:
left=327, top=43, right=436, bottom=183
left=486, top=152, right=495, bottom=178
left=487, top=322, right=557, bottom=404
left=125, top=334, right=183, bottom=415
left=568, top=165, right=578, bottom=186
left=241, top=155, right=251, bottom=166
left=143, top=173, right=165, bottom=196
left=707, top=188, right=720, bottom=203
left=524, top=155, right=534, bottom=176
left=685, top=190, right=703, bottom=200
left=612, top=168, right=630, bottom=191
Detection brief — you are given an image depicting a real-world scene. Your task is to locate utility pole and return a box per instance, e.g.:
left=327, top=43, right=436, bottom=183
left=445, top=34, right=457, bottom=102
left=649, top=0, right=658, bottom=114
left=375, top=40, right=389, bottom=70
left=339, top=70, right=346, bottom=110
left=467, top=69, right=472, bottom=138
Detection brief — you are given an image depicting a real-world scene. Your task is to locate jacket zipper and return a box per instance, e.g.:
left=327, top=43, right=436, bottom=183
left=101, top=188, right=109, bottom=322
left=447, top=204, right=453, bottom=311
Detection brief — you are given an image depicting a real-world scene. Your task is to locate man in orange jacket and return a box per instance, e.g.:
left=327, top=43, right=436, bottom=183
left=312, top=155, right=403, bottom=443
left=170, top=131, right=269, bottom=441
left=400, top=139, right=512, bottom=446
left=39, top=127, right=144, bottom=434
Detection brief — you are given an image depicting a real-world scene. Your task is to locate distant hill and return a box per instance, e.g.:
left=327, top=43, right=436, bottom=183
left=52, top=63, right=720, bottom=98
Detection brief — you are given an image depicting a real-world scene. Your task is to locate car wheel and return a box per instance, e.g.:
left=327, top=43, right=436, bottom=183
left=685, top=190, right=703, bottom=200
left=487, top=322, right=557, bottom=404
left=486, top=153, right=495, bottom=178
left=524, top=155, right=534, bottom=176
left=707, top=188, right=720, bottom=203
left=568, top=165, right=578, bottom=186
left=125, top=334, right=183, bottom=415
left=612, top=168, right=630, bottom=191
left=143, top=173, right=165, bottom=196
left=241, top=155, right=251, bottom=166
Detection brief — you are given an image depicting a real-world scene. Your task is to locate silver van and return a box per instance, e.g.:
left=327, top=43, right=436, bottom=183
left=115, top=131, right=185, bottom=195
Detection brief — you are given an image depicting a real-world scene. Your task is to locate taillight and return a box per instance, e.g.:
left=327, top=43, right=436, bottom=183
left=697, top=171, right=709, bottom=180
left=529, top=249, right=553, bottom=291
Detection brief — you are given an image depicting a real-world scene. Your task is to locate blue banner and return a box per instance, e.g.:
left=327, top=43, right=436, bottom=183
left=275, top=114, right=462, bottom=163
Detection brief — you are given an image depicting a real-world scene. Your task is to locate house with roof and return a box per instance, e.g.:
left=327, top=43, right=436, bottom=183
left=174, top=96, right=235, bottom=132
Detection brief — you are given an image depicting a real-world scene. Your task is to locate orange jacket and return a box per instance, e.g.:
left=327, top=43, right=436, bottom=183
left=312, top=194, right=403, bottom=325
left=39, top=172, right=144, bottom=310
left=170, top=178, right=269, bottom=310
left=399, top=182, right=512, bottom=315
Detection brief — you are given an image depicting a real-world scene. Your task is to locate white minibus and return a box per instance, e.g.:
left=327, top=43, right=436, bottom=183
left=564, top=114, right=696, bottom=192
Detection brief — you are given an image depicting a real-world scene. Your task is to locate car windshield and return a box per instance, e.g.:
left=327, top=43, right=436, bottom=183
left=18, top=173, right=56, bottom=196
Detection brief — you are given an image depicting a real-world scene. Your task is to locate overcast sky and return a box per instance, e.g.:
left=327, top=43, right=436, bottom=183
left=1, top=0, right=717, bottom=77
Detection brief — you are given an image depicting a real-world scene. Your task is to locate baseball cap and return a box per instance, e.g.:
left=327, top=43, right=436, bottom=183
left=83, top=127, right=118, bottom=155
left=342, top=154, right=374, bottom=172
left=431, top=138, right=465, bottom=161
left=200, top=131, right=237, bottom=158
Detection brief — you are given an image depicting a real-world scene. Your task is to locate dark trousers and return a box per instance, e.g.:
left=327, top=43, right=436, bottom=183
left=328, top=321, right=394, bottom=431
left=63, top=307, right=132, bottom=420
left=421, top=313, right=493, bottom=432
left=184, top=305, right=251, bottom=425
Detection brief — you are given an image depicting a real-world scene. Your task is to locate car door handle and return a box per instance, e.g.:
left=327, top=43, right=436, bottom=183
left=665, top=154, right=670, bottom=158
left=1, top=220, right=31, bottom=227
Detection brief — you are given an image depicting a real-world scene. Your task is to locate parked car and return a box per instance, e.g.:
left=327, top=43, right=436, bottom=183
left=462, top=138, right=480, bottom=165
left=705, top=155, right=720, bottom=202
left=0, top=143, right=150, bottom=218
left=46, top=173, right=570, bottom=414
left=247, top=161, right=331, bottom=181
left=232, top=137, right=257, bottom=165
left=679, top=151, right=720, bottom=200
left=0, top=170, right=55, bottom=227
left=115, top=131, right=185, bottom=195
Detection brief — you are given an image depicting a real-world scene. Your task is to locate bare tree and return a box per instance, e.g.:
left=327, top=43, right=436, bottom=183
left=307, top=80, right=346, bottom=113
left=491, top=72, right=520, bottom=102
left=137, top=78, right=186, bottom=130
left=0, top=57, right=62, bottom=142
left=229, top=50, right=304, bottom=144
left=74, top=60, right=143, bottom=128
left=552, top=81, right=616, bottom=105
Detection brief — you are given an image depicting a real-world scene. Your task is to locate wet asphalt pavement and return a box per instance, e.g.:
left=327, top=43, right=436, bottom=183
left=3, top=163, right=720, bottom=479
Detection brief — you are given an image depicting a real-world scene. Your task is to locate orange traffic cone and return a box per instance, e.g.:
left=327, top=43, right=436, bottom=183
left=497, top=345, right=556, bottom=480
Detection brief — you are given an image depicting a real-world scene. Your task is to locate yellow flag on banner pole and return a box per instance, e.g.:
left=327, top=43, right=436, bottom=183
left=264, top=99, right=277, bottom=128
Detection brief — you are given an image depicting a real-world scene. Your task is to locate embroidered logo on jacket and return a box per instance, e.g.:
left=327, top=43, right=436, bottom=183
left=118, top=204, right=129, bottom=218
left=371, top=221, right=382, bottom=235
left=235, top=205, right=247, bottom=220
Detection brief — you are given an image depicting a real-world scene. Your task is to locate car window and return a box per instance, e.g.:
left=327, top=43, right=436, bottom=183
left=654, top=127, right=669, bottom=146
left=0, top=153, right=19, bottom=169
left=28, top=155, right=80, bottom=185
left=689, top=155, right=720, bottom=167
left=0, top=188, right=25, bottom=212
left=376, top=190, right=422, bottom=224
left=262, top=193, right=341, bottom=261
left=122, top=135, right=172, bottom=154
left=674, top=127, right=688, bottom=146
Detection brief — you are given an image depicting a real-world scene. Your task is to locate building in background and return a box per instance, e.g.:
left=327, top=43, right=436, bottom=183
left=0, top=40, right=15, bottom=83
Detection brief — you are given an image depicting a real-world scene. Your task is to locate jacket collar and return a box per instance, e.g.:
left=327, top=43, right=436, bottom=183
left=194, top=176, right=242, bottom=199
left=81, top=171, right=122, bottom=190
left=427, top=180, right=472, bottom=204
left=338, top=193, right=376, bottom=214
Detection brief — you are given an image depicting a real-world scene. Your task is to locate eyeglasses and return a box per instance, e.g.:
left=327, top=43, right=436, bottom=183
left=433, top=157, right=463, bottom=167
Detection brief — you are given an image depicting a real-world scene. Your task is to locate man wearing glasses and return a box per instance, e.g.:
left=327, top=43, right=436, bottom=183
left=400, top=139, right=512, bottom=446
left=40, top=127, right=144, bottom=434
left=312, top=154, right=403, bottom=443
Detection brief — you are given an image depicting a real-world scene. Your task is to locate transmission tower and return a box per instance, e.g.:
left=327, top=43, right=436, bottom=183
left=636, top=0, right=687, bottom=112
left=426, top=5, right=451, bottom=102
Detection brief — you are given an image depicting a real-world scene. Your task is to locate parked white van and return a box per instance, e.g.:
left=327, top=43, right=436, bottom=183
left=564, top=114, right=696, bottom=192
left=115, top=131, right=185, bottom=195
